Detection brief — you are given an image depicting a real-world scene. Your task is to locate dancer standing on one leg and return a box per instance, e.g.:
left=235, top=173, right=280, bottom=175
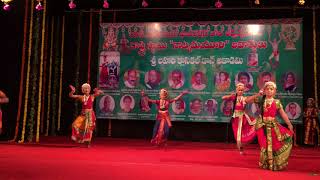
left=69, top=83, right=103, bottom=147
left=222, top=83, right=262, bottom=154
left=0, top=90, right=9, bottom=135
left=255, top=81, right=294, bottom=171
left=141, top=89, right=187, bottom=146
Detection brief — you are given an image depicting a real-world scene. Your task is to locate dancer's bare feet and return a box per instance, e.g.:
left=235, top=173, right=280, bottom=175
left=239, top=147, right=244, bottom=155
left=86, top=142, right=91, bottom=148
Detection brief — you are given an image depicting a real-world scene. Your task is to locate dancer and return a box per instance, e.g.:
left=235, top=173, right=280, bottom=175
left=255, top=81, right=293, bottom=171
left=0, top=90, right=9, bottom=135
left=222, top=83, right=261, bottom=154
left=69, top=83, right=103, bottom=147
left=303, top=98, right=320, bottom=146
left=141, top=89, right=187, bottom=146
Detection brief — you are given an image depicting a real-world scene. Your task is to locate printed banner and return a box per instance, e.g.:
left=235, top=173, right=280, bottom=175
left=96, top=19, right=303, bottom=124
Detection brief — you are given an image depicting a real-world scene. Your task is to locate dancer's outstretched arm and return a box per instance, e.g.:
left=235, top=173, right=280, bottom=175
left=0, top=91, right=9, bottom=104
left=222, top=92, right=235, bottom=100
left=69, top=85, right=81, bottom=99
left=246, top=89, right=264, bottom=103
left=141, top=90, right=157, bottom=104
left=172, top=90, right=188, bottom=101
left=93, top=88, right=104, bottom=97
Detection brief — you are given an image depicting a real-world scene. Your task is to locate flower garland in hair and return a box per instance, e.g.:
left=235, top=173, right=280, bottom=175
left=45, top=18, right=55, bottom=136
left=57, top=15, right=65, bottom=132
left=19, top=0, right=35, bottom=143
left=36, top=0, right=47, bottom=143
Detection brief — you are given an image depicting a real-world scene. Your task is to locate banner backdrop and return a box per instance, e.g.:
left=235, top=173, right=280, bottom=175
left=96, top=19, right=303, bottom=124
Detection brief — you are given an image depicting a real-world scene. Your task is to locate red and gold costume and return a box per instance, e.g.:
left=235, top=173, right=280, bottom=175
left=145, top=89, right=187, bottom=146
left=228, top=95, right=256, bottom=150
left=149, top=99, right=173, bottom=145
left=256, top=99, right=293, bottom=171
left=71, top=95, right=96, bottom=143
left=303, top=99, right=320, bottom=146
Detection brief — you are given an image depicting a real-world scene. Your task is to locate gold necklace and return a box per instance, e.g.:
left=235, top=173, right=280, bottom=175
left=84, top=95, right=89, bottom=105
left=236, top=96, right=243, bottom=105
left=160, top=99, right=166, bottom=109
left=264, top=98, right=273, bottom=109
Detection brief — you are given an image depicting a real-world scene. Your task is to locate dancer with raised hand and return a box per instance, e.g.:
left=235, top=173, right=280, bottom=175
left=222, top=83, right=262, bottom=154
left=141, top=89, right=188, bottom=146
left=255, top=81, right=293, bottom=171
left=69, top=83, right=103, bottom=147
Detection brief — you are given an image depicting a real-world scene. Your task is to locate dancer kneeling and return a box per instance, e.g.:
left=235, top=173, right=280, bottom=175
left=141, top=89, right=187, bottom=146
left=69, top=83, right=103, bottom=147
left=222, top=83, right=262, bottom=154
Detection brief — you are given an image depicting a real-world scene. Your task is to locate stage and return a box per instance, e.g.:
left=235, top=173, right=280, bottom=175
left=0, top=137, right=319, bottom=180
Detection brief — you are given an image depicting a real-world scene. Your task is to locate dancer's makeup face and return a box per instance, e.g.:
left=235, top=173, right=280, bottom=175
left=264, top=85, right=276, bottom=97
left=82, top=86, right=90, bottom=95
left=236, top=85, right=245, bottom=96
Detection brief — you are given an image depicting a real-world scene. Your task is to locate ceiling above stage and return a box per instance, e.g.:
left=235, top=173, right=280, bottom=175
left=41, top=0, right=320, bottom=16
left=56, top=0, right=320, bottom=10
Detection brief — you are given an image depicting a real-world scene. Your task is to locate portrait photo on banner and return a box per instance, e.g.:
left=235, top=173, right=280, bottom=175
left=99, top=95, right=115, bottom=114
left=98, top=51, right=120, bottom=89
left=215, top=71, right=231, bottom=92
left=120, top=94, right=135, bottom=113
left=168, top=69, right=185, bottom=89
left=144, top=69, right=161, bottom=89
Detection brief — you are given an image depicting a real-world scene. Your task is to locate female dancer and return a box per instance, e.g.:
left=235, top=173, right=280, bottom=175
left=69, top=83, right=103, bottom=147
left=141, top=89, right=187, bottom=146
left=222, top=83, right=261, bottom=154
left=0, top=90, right=9, bottom=135
left=303, top=98, right=320, bottom=146
left=256, top=81, right=293, bottom=171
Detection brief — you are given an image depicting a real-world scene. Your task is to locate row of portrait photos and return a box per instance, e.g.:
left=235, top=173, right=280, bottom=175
left=99, top=94, right=302, bottom=120
left=100, top=69, right=298, bottom=93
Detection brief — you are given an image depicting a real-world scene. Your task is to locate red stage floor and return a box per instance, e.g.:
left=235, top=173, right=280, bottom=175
left=0, top=137, right=320, bottom=180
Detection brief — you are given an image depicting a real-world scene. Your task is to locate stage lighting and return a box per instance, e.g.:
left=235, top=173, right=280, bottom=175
left=35, top=1, right=43, bottom=11
left=298, top=0, right=305, bottom=5
left=179, top=0, right=186, bottom=7
left=248, top=24, right=260, bottom=36
left=142, top=0, right=148, bottom=7
left=103, top=0, right=109, bottom=8
left=214, top=0, right=223, bottom=8
left=69, top=0, right=76, bottom=9
left=1, top=0, right=13, bottom=11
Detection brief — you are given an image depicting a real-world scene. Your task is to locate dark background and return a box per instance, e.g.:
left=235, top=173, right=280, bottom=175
left=0, top=0, right=319, bottom=143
